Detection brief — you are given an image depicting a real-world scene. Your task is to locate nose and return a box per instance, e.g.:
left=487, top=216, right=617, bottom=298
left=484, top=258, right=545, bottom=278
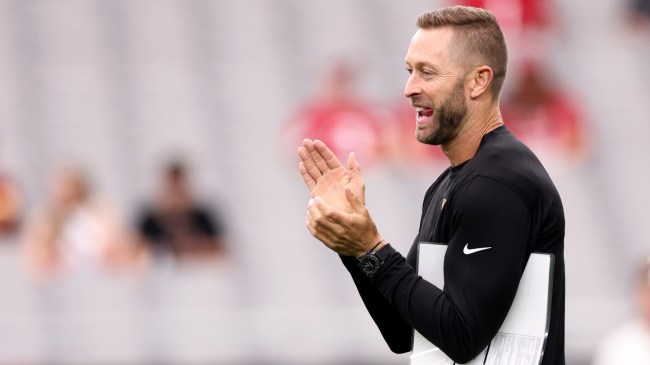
left=403, top=74, right=421, bottom=99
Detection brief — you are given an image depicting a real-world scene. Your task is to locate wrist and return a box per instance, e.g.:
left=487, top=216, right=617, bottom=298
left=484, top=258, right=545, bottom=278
left=356, top=237, right=384, bottom=258
left=371, top=240, right=387, bottom=253
left=356, top=242, right=394, bottom=279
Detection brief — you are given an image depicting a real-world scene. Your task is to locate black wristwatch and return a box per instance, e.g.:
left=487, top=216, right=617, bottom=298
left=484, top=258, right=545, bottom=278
left=357, top=244, right=393, bottom=278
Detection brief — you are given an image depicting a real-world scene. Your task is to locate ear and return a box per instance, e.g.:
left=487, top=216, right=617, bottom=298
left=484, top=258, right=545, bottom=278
left=468, top=66, right=493, bottom=99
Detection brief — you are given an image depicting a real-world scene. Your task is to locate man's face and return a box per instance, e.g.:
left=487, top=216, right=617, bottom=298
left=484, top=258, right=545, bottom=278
left=404, top=28, right=468, bottom=146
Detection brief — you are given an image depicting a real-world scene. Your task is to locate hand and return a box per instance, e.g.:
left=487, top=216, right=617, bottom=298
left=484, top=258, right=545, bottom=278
left=298, top=139, right=365, bottom=213
left=298, top=139, right=381, bottom=255
left=306, top=185, right=382, bottom=257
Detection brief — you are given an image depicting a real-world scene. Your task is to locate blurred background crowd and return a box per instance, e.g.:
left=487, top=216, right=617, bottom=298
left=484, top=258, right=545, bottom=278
left=0, top=0, right=649, bottom=364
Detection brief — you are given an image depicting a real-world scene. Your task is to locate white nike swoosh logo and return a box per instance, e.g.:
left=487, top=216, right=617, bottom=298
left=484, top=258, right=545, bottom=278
left=463, top=243, right=492, bottom=255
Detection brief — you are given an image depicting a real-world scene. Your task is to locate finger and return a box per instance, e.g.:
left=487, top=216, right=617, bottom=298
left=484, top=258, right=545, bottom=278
left=314, top=139, right=344, bottom=170
left=348, top=152, right=362, bottom=179
left=347, top=152, right=366, bottom=205
left=305, top=209, right=318, bottom=235
left=308, top=198, right=329, bottom=223
left=298, top=146, right=323, bottom=181
left=306, top=206, right=338, bottom=249
left=299, top=162, right=317, bottom=192
left=345, top=184, right=366, bottom=212
left=308, top=199, right=347, bottom=235
left=303, top=139, right=331, bottom=175
left=313, top=196, right=348, bottom=224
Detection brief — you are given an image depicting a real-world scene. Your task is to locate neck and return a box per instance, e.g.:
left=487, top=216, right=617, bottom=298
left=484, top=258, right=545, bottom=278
left=442, top=104, right=504, bottom=167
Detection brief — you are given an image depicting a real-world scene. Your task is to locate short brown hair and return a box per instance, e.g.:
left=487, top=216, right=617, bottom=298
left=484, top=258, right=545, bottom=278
left=417, top=6, right=508, bottom=100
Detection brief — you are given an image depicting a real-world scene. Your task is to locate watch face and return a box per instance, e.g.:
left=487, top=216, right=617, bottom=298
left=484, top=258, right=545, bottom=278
left=358, top=254, right=382, bottom=278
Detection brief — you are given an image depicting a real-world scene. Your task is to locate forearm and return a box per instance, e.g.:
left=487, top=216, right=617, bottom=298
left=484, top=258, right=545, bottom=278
left=340, top=254, right=413, bottom=353
left=342, top=252, right=525, bottom=359
left=372, top=250, right=487, bottom=363
left=341, top=246, right=489, bottom=360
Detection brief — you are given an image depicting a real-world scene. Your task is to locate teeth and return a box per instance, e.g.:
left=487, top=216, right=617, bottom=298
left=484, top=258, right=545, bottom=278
left=415, top=107, right=424, bottom=112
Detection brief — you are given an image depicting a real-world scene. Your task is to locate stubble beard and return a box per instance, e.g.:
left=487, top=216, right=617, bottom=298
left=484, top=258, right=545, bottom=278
left=415, top=79, right=467, bottom=146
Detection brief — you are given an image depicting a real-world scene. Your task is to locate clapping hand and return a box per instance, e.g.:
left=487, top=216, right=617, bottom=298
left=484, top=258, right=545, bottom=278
left=298, top=139, right=365, bottom=211
left=297, top=139, right=382, bottom=257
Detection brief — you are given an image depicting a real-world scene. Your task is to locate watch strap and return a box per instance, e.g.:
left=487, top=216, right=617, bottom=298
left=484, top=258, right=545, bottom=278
left=357, top=239, right=385, bottom=259
left=373, top=243, right=395, bottom=262
left=356, top=243, right=395, bottom=279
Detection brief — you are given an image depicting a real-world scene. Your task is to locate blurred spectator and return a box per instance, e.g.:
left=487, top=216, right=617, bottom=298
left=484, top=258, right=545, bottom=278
left=448, top=0, right=561, bottom=71
left=501, top=60, right=590, bottom=168
left=0, top=172, right=21, bottom=238
left=283, top=60, right=386, bottom=167
left=450, top=0, right=554, bottom=33
left=386, top=60, right=590, bottom=172
left=22, top=166, right=141, bottom=278
left=136, top=160, right=226, bottom=262
left=627, top=0, right=650, bottom=31
left=592, top=258, right=650, bottom=364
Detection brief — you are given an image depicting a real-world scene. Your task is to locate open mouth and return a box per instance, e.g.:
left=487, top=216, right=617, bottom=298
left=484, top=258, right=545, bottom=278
left=415, top=106, right=433, bottom=123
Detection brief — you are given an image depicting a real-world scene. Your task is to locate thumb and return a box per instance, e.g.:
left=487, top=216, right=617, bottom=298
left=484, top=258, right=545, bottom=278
left=348, top=152, right=362, bottom=178
left=345, top=184, right=365, bottom=212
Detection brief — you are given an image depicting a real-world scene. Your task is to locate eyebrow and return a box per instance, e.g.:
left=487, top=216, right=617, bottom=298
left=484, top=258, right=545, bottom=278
left=405, top=60, right=441, bottom=72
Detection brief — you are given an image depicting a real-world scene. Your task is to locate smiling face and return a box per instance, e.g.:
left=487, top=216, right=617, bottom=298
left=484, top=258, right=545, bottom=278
left=404, top=28, right=469, bottom=146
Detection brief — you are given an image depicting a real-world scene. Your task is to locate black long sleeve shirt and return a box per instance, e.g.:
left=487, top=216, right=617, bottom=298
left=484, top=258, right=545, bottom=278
left=342, top=126, right=565, bottom=364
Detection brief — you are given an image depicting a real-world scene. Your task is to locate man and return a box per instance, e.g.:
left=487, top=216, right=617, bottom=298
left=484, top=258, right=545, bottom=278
left=137, top=161, right=226, bottom=261
left=297, top=5, right=565, bottom=365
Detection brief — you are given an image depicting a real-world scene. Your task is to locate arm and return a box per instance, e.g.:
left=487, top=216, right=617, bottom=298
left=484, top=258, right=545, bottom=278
left=340, top=254, right=414, bottom=353
left=298, top=142, right=531, bottom=362
left=298, top=140, right=411, bottom=348
left=371, top=177, right=532, bottom=362
left=308, top=175, right=531, bottom=362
